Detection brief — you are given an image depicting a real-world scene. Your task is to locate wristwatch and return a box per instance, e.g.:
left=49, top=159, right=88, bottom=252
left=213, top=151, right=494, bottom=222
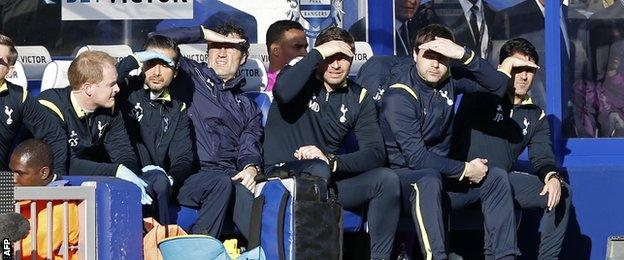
left=244, top=164, right=261, bottom=174
left=326, top=153, right=338, bottom=173
left=547, top=172, right=565, bottom=187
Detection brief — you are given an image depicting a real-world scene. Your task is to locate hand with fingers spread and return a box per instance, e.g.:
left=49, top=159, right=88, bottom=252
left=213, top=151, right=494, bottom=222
left=201, top=25, right=247, bottom=44
left=293, top=145, right=329, bottom=164
left=464, top=158, right=488, bottom=184
left=418, top=36, right=466, bottom=59
left=540, top=175, right=562, bottom=211
left=314, top=40, right=355, bottom=59
left=231, top=165, right=259, bottom=193
left=498, top=56, right=540, bottom=76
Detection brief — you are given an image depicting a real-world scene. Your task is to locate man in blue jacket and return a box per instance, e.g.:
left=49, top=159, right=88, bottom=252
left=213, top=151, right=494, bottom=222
left=379, top=24, right=538, bottom=260
left=151, top=24, right=262, bottom=239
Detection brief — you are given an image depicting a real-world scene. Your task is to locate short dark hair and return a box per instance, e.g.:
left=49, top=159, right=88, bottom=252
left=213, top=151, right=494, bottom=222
left=0, top=34, right=18, bottom=66
left=213, top=23, right=250, bottom=58
left=499, top=38, right=539, bottom=65
left=143, top=35, right=181, bottom=68
left=11, top=139, right=53, bottom=173
left=266, top=20, right=305, bottom=48
left=314, top=26, right=355, bottom=53
left=413, top=24, right=455, bottom=53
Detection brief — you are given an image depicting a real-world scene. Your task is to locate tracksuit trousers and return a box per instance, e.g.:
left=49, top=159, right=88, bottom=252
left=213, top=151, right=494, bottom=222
left=395, top=167, right=519, bottom=260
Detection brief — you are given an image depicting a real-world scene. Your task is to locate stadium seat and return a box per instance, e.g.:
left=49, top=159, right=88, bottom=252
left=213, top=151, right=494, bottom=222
left=350, top=42, right=374, bottom=77
left=239, top=58, right=268, bottom=92
left=40, top=60, right=73, bottom=91
left=6, top=61, right=27, bottom=90
left=178, top=43, right=268, bottom=92
left=178, top=43, right=208, bottom=64
left=15, top=46, right=51, bottom=80
left=248, top=43, right=268, bottom=71
left=243, top=91, right=272, bottom=126
left=75, top=44, right=133, bottom=63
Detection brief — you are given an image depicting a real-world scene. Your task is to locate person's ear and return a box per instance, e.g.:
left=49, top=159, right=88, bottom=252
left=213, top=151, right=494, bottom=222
left=240, top=53, right=248, bottom=66
left=6, top=65, right=14, bottom=77
left=39, top=166, right=51, bottom=181
left=84, top=83, right=93, bottom=96
left=270, top=43, right=280, bottom=57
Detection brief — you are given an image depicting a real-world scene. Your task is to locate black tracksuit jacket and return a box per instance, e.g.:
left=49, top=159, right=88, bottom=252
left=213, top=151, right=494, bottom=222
left=379, top=49, right=510, bottom=178
left=451, top=92, right=557, bottom=181
left=116, top=55, right=194, bottom=185
left=38, top=88, right=140, bottom=176
left=263, top=49, right=385, bottom=173
left=0, top=81, right=67, bottom=174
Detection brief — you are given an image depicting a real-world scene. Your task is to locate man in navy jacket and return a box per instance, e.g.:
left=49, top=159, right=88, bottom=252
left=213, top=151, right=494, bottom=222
left=379, top=24, right=538, bottom=260
left=263, top=27, right=401, bottom=260
left=151, top=23, right=262, bottom=239
left=116, top=35, right=194, bottom=225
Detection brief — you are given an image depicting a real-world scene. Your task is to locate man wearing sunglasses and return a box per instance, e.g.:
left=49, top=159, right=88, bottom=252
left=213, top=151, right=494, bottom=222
left=150, top=24, right=262, bottom=239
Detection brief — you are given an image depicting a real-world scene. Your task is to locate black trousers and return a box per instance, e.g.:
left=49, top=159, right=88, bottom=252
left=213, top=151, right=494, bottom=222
left=177, top=170, right=254, bottom=239
left=142, top=169, right=172, bottom=225
left=395, top=167, right=519, bottom=260
left=265, top=159, right=401, bottom=260
left=509, top=171, right=571, bottom=260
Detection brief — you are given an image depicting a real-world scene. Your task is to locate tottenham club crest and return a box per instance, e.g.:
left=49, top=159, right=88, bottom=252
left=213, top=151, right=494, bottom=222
left=4, top=105, right=13, bottom=125
left=339, top=104, right=348, bottom=123
left=288, top=0, right=344, bottom=38
left=522, top=117, right=530, bottom=136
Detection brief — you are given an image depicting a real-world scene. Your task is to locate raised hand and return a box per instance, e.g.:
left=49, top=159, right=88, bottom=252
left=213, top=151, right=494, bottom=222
left=314, top=40, right=354, bottom=59
left=418, top=37, right=465, bottom=60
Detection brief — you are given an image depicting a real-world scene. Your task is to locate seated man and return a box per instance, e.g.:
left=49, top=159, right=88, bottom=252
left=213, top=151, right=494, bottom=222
left=10, top=139, right=79, bottom=260
left=265, top=20, right=308, bottom=92
left=451, top=38, right=572, bottom=259
left=0, top=34, right=67, bottom=175
left=38, top=51, right=153, bottom=206
left=151, top=24, right=262, bottom=239
left=263, top=26, right=401, bottom=260
left=116, top=35, right=194, bottom=225
left=379, top=24, right=537, bottom=260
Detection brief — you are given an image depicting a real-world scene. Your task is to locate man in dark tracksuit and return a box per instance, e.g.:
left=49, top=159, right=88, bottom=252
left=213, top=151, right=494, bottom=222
left=451, top=38, right=571, bottom=260
left=263, top=27, right=401, bottom=260
left=0, top=34, right=67, bottom=175
left=379, top=24, right=538, bottom=260
left=151, top=24, right=262, bottom=238
left=116, top=35, right=194, bottom=225
left=38, top=51, right=153, bottom=205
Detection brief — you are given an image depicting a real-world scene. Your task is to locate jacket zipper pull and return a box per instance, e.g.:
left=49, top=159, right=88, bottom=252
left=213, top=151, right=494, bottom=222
left=325, top=92, right=330, bottom=102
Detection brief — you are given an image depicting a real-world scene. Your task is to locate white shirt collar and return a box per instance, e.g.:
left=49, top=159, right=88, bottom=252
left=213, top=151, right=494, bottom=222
left=395, top=18, right=404, bottom=32
left=149, top=88, right=164, bottom=100
left=535, top=0, right=545, bottom=17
